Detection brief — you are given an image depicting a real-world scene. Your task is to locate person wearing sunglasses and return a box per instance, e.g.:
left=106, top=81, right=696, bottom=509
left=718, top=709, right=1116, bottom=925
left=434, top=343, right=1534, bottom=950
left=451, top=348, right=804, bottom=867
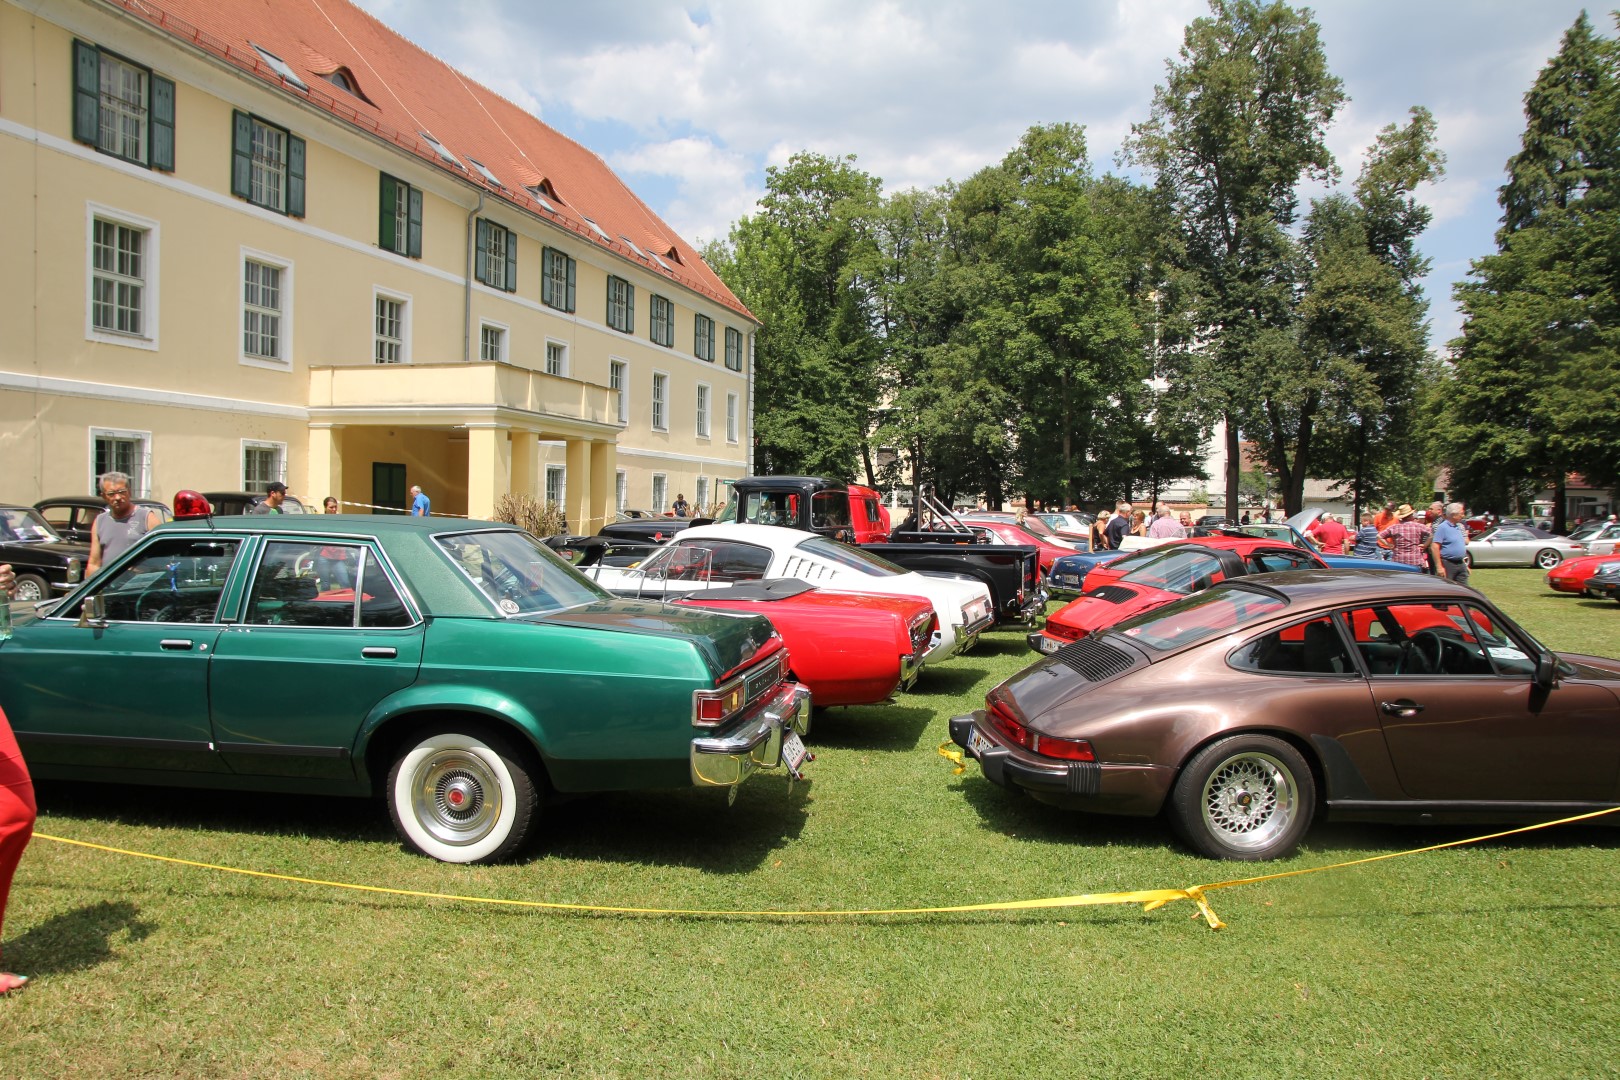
left=86, top=471, right=162, bottom=577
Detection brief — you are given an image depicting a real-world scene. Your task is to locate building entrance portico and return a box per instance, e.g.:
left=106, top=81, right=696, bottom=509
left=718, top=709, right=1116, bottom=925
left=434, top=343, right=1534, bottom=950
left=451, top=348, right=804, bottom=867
left=307, top=362, right=620, bottom=531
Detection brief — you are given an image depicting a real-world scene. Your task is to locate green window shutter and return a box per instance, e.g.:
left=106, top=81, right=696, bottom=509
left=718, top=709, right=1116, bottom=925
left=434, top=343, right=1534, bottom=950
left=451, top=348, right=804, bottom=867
left=566, top=256, right=576, bottom=312
left=149, top=75, right=175, bottom=171
left=475, top=219, right=490, bottom=285
left=72, top=41, right=100, bottom=146
left=407, top=186, right=423, bottom=258
left=378, top=173, right=397, bottom=251
left=286, top=134, right=306, bottom=217
left=503, top=227, right=516, bottom=292
left=626, top=284, right=635, bottom=331
left=230, top=110, right=253, bottom=199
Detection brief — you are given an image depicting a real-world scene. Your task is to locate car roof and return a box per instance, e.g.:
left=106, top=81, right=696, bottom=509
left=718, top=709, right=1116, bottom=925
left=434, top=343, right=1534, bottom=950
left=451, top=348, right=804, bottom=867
left=156, top=513, right=504, bottom=536
left=672, top=522, right=815, bottom=546
left=1215, top=567, right=1476, bottom=604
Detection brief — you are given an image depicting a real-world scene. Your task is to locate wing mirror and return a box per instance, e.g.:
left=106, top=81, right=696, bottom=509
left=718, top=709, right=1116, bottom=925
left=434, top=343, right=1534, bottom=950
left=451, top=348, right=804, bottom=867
left=1533, top=650, right=1557, bottom=690
left=76, top=593, right=107, bottom=629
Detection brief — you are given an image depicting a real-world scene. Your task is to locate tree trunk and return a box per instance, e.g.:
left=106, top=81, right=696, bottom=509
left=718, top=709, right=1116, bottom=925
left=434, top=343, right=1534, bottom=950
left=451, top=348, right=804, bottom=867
left=1224, top=413, right=1241, bottom=522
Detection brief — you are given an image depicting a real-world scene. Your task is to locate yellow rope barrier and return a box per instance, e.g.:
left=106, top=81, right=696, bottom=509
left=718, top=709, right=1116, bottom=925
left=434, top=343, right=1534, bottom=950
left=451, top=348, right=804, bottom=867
left=35, top=802, right=1620, bottom=930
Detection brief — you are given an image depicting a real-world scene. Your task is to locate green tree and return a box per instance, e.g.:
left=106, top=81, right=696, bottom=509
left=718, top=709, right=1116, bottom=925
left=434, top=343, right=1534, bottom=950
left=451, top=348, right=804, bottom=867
left=1124, top=0, right=1345, bottom=515
left=1435, top=15, right=1620, bottom=528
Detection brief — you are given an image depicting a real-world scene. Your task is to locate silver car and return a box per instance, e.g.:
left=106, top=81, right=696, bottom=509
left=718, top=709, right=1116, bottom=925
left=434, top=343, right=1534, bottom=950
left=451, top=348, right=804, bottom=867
left=1467, top=526, right=1586, bottom=569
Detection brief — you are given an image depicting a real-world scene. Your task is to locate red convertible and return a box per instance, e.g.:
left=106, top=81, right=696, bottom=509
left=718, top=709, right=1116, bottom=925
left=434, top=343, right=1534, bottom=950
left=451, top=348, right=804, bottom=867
left=960, top=516, right=1078, bottom=575
left=1545, top=553, right=1620, bottom=594
left=1030, top=537, right=1326, bottom=653
left=674, top=579, right=937, bottom=707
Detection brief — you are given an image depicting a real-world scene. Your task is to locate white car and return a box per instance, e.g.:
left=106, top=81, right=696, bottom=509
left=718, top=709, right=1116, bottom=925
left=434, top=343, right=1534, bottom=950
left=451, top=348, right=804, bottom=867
left=580, top=523, right=995, bottom=662
left=1466, top=526, right=1587, bottom=569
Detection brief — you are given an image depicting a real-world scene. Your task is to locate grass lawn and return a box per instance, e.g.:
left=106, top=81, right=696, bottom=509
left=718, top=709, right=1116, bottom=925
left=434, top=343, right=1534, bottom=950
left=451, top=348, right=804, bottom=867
left=2, top=568, right=1618, bottom=1077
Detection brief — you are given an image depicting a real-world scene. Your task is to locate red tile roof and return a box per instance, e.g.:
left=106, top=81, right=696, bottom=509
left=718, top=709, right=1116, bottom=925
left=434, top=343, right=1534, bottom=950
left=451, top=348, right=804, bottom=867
left=108, top=0, right=753, bottom=321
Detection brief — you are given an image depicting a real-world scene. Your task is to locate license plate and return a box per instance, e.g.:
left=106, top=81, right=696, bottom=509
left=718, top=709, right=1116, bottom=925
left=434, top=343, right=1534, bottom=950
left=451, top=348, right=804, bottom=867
left=968, top=725, right=995, bottom=759
left=781, top=729, right=808, bottom=778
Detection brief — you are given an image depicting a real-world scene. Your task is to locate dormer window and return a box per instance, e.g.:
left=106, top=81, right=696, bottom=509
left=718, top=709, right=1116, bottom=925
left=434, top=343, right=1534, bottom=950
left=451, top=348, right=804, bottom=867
left=526, top=187, right=555, bottom=212
left=582, top=216, right=612, bottom=243
left=468, top=158, right=504, bottom=189
left=649, top=252, right=672, bottom=272
left=250, top=44, right=307, bottom=91
left=418, top=130, right=463, bottom=169
left=524, top=178, right=563, bottom=211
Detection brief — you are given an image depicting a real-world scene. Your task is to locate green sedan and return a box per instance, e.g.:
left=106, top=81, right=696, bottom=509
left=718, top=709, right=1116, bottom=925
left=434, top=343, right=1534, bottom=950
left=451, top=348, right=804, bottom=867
left=0, top=512, right=809, bottom=863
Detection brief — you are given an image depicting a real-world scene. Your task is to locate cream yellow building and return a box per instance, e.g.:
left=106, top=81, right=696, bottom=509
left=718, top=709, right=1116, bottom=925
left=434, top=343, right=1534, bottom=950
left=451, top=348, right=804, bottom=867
left=0, top=0, right=758, bottom=528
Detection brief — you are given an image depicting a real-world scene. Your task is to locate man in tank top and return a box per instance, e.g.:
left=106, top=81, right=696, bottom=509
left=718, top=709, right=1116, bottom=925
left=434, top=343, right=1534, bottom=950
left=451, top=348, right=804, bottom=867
left=86, top=471, right=162, bottom=577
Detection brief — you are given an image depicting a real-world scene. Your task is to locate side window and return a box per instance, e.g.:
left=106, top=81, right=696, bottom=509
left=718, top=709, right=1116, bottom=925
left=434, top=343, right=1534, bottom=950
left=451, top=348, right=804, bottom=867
left=248, top=541, right=413, bottom=628
left=1247, top=550, right=1316, bottom=574
left=1343, top=603, right=1500, bottom=677
left=1132, top=549, right=1224, bottom=593
left=1230, top=615, right=1354, bottom=676
left=712, top=543, right=771, bottom=583
left=76, top=537, right=241, bottom=623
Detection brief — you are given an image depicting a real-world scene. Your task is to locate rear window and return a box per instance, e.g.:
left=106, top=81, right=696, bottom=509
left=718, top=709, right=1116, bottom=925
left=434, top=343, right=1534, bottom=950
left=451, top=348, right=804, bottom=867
left=1111, top=585, right=1288, bottom=652
left=795, top=535, right=903, bottom=577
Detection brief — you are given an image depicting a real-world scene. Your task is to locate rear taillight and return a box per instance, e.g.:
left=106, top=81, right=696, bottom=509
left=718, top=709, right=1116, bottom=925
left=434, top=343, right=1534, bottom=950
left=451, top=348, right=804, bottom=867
left=988, top=695, right=1093, bottom=761
left=989, top=701, right=1029, bottom=747
left=1047, top=621, right=1084, bottom=642
left=1032, top=734, right=1095, bottom=761
left=693, top=651, right=785, bottom=727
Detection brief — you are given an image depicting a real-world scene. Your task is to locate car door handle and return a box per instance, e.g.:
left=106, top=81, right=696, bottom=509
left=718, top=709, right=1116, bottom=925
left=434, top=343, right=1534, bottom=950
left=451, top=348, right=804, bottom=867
left=361, top=647, right=397, bottom=659
left=160, top=639, right=195, bottom=651
left=1381, top=700, right=1424, bottom=717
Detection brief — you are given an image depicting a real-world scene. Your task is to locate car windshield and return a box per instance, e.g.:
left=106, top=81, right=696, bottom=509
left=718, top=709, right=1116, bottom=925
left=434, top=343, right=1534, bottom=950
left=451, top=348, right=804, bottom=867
left=794, top=535, right=903, bottom=577
left=0, top=507, right=63, bottom=542
left=1109, top=584, right=1288, bottom=652
left=436, top=529, right=609, bottom=615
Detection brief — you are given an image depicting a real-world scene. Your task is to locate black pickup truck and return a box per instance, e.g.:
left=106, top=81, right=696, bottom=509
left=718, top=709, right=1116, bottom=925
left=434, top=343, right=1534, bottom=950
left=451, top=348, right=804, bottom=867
left=717, top=476, right=1045, bottom=625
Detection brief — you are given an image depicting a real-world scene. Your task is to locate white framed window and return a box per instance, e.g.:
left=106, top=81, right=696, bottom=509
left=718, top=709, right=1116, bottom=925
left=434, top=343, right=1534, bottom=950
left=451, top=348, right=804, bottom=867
left=652, top=473, right=668, bottom=513
left=545, top=340, right=568, bottom=377
left=610, top=359, right=628, bottom=424
left=241, top=248, right=292, bottom=369
left=542, top=247, right=575, bottom=312
left=615, top=470, right=627, bottom=512
left=607, top=275, right=634, bottom=333
left=475, top=218, right=516, bottom=292
left=696, top=476, right=709, bottom=510
left=725, top=327, right=744, bottom=371
left=86, top=203, right=159, bottom=349
left=695, top=383, right=711, bottom=439
left=651, top=371, right=668, bottom=431
left=231, top=111, right=305, bottom=217
left=480, top=321, right=507, bottom=363
left=545, top=464, right=566, bottom=506
left=726, top=391, right=739, bottom=443
left=373, top=288, right=410, bottom=364
left=242, top=440, right=287, bottom=493
left=251, top=119, right=286, bottom=211
left=91, top=428, right=152, bottom=496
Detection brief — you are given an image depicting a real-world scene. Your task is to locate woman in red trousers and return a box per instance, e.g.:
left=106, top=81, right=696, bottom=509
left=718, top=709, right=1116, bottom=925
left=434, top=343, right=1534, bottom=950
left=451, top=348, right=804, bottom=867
left=0, top=562, right=35, bottom=994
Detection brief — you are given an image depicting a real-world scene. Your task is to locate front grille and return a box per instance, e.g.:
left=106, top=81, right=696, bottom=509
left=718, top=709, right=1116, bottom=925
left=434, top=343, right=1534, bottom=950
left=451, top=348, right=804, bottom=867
left=1087, top=585, right=1137, bottom=605
left=1052, top=637, right=1136, bottom=682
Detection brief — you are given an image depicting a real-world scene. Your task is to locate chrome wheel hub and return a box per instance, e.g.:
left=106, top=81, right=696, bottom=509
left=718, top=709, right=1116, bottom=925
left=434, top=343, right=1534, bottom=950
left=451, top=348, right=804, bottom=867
left=412, top=752, right=500, bottom=846
left=1202, top=753, right=1296, bottom=851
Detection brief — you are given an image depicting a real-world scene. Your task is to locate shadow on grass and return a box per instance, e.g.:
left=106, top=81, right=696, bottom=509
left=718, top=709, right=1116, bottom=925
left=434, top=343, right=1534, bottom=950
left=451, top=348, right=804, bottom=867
left=808, top=705, right=935, bottom=751
left=952, top=774, right=1177, bottom=851
left=3, top=899, right=156, bottom=978
left=33, top=775, right=814, bottom=875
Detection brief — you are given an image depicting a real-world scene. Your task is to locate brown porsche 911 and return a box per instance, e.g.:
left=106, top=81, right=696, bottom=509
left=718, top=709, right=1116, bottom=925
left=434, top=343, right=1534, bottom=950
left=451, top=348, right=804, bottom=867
left=950, top=570, right=1620, bottom=860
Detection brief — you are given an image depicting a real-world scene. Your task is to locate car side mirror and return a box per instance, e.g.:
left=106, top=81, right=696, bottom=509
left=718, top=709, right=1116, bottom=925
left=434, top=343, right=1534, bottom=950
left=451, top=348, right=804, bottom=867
left=76, top=593, right=107, bottom=629
left=1534, top=651, right=1557, bottom=690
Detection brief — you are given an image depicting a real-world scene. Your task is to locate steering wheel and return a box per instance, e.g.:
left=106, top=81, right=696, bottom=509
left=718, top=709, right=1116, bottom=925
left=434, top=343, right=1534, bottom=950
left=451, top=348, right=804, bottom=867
left=1410, top=629, right=1445, bottom=674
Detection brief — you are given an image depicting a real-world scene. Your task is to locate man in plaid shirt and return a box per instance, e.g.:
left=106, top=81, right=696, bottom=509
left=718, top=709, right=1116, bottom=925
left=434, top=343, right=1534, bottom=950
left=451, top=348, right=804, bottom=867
left=1378, top=503, right=1432, bottom=569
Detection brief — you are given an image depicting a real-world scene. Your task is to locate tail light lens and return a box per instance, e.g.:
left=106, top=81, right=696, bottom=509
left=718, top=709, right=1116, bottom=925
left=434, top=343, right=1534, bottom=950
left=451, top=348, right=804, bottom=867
left=988, top=693, right=1093, bottom=760
left=1032, top=734, right=1095, bottom=761
left=1047, top=621, right=1084, bottom=642
left=693, top=651, right=786, bottom=727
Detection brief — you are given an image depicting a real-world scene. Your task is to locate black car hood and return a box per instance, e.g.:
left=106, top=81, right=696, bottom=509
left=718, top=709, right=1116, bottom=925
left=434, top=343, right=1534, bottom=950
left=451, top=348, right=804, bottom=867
left=0, top=539, right=88, bottom=560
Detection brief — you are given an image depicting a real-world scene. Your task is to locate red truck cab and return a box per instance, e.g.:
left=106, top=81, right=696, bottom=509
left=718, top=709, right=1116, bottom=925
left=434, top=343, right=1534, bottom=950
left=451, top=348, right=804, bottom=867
left=720, top=476, right=892, bottom=543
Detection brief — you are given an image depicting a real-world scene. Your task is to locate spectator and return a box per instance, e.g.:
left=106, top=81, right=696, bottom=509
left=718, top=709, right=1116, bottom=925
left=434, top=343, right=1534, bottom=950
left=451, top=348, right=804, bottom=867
left=0, top=563, right=35, bottom=996
left=1129, top=509, right=1147, bottom=537
left=1380, top=504, right=1433, bottom=569
left=672, top=493, right=690, bottom=518
left=1178, top=511, right=1194, bottom=532
left=1239, top=511, right=1251, bottom=525
left=1433, top=502, right=1471, bottom=585
left=410, top=485, right=430, bottom=517
left=1148, top=507, right=1185, bottom=539
left=1310, top=512, right=1350, bottom=555
left=1373, top=499, right=1399, bottom=554
left=1350, top=513, right=1383, bottom=558
left=323, top=496, right=339, bottom=514
left=1104, top=503, right=1132, bottom=549
left=86, top=470, right=162, bottom=576
left=250, top=481, right=288, bottom=515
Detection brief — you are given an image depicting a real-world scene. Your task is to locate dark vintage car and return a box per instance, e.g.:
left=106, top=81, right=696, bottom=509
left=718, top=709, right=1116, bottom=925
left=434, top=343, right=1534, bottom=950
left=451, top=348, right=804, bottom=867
left=35, top=495, right=173, bottom=543
left=951, top=570, right=1620, bottom=860
left=0, top=505, right=87, bottom=601
left=1583, top=566, right=1620, bottom=603
left=198, top=490, right=310, bottom=515
left=0, top=509, right=809, bottom=863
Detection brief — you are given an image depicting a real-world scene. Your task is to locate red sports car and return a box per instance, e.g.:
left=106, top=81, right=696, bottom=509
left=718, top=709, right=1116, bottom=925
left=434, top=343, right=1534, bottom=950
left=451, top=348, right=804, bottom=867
left=1545, top=553, right=1620, bottom=594
left=674, top=579, right=937, bottom=707
left=1030, top=537, right=1326, bottom=654
left=960, top=517, right=1078, bottom=575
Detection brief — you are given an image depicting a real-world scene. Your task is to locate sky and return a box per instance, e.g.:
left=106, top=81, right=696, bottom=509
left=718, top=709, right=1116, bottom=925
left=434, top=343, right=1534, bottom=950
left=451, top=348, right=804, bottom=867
left=352, top=0, right=1602, bottom=351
